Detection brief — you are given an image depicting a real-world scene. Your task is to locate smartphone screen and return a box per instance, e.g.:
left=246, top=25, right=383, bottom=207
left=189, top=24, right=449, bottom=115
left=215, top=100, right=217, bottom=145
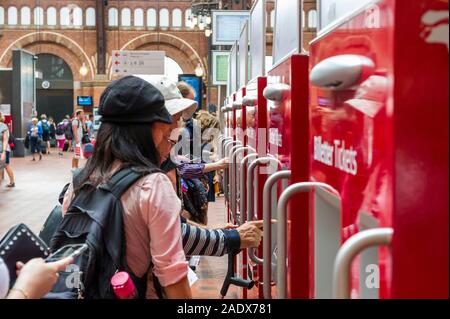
left=46, top=244, right=88, bottom=263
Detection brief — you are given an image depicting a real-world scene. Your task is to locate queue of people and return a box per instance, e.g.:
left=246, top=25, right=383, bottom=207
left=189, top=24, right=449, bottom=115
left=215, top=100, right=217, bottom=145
left=0, top=75, right=262, bottom=299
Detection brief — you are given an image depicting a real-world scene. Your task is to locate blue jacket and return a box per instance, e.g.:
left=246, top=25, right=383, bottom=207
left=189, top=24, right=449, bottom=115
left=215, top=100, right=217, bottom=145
left=28, top=123, right=43, bottom=138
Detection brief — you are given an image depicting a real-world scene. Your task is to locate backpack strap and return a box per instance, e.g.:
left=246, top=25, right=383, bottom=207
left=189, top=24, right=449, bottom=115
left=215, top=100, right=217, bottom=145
left=102, top=167, right=153, bottom=199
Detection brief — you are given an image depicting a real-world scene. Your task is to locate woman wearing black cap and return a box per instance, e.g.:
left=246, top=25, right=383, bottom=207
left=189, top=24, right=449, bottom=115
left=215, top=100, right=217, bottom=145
left=61, top=76, right=191, bottom=299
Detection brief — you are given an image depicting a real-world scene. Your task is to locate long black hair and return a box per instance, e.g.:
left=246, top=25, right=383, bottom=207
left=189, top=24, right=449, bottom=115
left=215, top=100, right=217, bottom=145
left=73, top=122, right=161, bottom=193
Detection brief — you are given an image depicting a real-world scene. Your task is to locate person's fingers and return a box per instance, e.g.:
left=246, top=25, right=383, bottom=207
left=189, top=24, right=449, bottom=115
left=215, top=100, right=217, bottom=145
left=49, top=256, right=73, bottom=272
left=253, top=226, right=263, bottom=237
left=248, top=220, right=264, bottom=229
left=224, top=223, right=238, bottom=229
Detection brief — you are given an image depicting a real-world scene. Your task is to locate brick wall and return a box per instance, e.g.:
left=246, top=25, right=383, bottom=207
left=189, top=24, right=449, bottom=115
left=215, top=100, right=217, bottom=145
left=0, top=0, right=317, bottom=112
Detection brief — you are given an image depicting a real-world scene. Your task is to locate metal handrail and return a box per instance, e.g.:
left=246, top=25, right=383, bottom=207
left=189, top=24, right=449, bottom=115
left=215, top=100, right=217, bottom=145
left=333, top=228, right=393, bottom=299
left=262, top=170, right=291, bottom=299
left=229, top=145, right=248, bottom=224
left=218, top=136, right=231, bottom=159
left=221, top=138, right=233, bottom=160
left=277, top=182, right=340, bottom=299
left=239, top=153, right=258, bottom=225
left=223, top=140, right=240, bottom=202
left=247, top=157, right=282, bottom=265
left=227, top=143, right=243, bottom=206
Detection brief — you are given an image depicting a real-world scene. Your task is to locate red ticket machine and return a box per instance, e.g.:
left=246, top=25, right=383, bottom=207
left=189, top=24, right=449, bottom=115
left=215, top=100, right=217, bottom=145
left=234, top=88, right=247, bottom=146
left=233, top=87, right=249, bottom=299
left=309, top=0, right=448, bottom=298
left=264, top=54, right=310, bottom=299
left=243, top=76, right=268, bottom=299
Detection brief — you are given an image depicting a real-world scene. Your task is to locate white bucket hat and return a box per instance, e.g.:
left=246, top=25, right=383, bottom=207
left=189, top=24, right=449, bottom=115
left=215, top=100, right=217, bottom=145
left=133, top=75, right=198, bottom=120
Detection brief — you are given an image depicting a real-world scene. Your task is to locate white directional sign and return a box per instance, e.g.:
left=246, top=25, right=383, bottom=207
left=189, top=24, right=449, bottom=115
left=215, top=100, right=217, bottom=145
left=111, top=50, right=165, bottom=75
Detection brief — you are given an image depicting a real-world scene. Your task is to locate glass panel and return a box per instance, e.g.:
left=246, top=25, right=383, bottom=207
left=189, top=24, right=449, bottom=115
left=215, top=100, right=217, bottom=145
left=160, top=8, right=169, bottom=27
left=8, top=7, right=17, bottom=25
left=0, top=7, right=4, bottom=25
left=134, top=8, right=143, bottom=26
left=147, top=8, right=156, bottom=27
left=60, top=7, right=70, bottom=26
left=73, top=7, right=83, bottom=26
left=121, top=8, right=131, bottom=26
left=172, top=9, right=182, bottom=27
left=108, top=8, right=118, bottom=26
left=34, top=7, right=44, bottom=26
left=47, top=7, right=57, bottom=26
left=86, top=7, right=96, bottom=26
left=21, top=7, right=31, bottom=25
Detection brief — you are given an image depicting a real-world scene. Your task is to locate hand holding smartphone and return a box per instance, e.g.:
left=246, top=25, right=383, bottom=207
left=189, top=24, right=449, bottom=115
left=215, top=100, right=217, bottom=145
left=45, top=244, right=88, bottom=263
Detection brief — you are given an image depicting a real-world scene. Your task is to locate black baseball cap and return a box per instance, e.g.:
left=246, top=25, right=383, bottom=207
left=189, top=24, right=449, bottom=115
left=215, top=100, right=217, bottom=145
left=98, top=75, right=173, bottom=125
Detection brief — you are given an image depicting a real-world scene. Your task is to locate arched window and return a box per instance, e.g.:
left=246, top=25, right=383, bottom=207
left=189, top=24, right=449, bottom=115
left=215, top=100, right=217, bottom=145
left=0, top=7, right=5, bottom=25
left=302, top=10, right=305, bottom=28
left=159, top=8, right=169, bottom=28
left=147, top=8, right=156, bottom=27
left=134, top=8, right=143, bottom=27
left=60, top=7, right=70, bottom=26
left=7, top=7, right=17, bottom=25
left=308, top=9, right=317, bottom=28
left=172, top=9, right=182, bottom=28
left=47, top=7, right=57, bottom=26
left=270, top=10, right=275, bottom=28
left=86, top=7, right=96, bottom=26
left=185, top=9, right=192, bottom=28
left=108, top=7, right=118, bottom=27
left=121, top=8, right=131, bottom=26
left=34, top=7, right=44, bottom=25
left=20, top=6, right=31, bottom=25
left=73, top=7, right=83, bottom=26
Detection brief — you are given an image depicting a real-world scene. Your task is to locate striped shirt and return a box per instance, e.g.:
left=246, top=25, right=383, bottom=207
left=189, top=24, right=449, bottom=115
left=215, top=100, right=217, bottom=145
left=181, top=221, right=240, bottom=257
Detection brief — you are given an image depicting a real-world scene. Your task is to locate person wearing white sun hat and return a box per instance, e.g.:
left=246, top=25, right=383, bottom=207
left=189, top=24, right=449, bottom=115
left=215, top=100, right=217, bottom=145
left=133, top=75, right=263, bottom=258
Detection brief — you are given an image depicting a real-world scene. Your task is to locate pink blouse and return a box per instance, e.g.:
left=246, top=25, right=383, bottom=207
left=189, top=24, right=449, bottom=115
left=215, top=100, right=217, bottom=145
left=62, top=171, right=188, bottom=299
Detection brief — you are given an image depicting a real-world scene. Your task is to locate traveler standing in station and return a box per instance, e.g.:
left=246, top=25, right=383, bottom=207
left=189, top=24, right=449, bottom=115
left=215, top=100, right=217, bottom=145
left=62, top=76, right=192, bottom=299
left=0, top=112, right=15, bottom=187
left=38, top=114, right=51, bottom=155
left=135, top=75, right=263, bottom=256
left=71, top=109, right=84, bottom=170
left=177, top=82, right=198, bottom=160
left=85, top=114, right=95, bottom=139
left=28, top=118, right=43, bottom=161
left=48, top=117, right=57, bottom=151
left=55, top=119, right=68, bottom=157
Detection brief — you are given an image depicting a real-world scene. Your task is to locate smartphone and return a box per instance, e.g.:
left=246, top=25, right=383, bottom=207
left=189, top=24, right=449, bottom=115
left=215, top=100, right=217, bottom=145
left=45, top=244, right=88, bottom=263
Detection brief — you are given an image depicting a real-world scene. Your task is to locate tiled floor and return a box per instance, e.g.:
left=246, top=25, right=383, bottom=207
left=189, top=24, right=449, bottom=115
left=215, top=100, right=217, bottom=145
left=0, top=151, right=239, bottom=299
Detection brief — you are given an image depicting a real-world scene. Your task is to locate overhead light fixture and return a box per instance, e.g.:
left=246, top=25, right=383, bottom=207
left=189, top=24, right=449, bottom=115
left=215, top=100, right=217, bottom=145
left=198, top=22, right=205, bottom=30
left=195, top=64, right=204, bottom=77
left=79, top=62, right=88, bottom=76
left=205, top=29, right=212, bottom=37
left=206, top=16, right=212, bottom=25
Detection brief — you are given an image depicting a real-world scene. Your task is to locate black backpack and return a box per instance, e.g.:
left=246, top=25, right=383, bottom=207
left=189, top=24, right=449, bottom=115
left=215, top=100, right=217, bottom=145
left=56, top=123, right=65, bottom=136
left=64, top=121, right=74, bottom=140
left=46, top=167, right=161, bottom=299
left=181, top=177, right=209, bottom=225
left=41, top=120, right=50, bottom=135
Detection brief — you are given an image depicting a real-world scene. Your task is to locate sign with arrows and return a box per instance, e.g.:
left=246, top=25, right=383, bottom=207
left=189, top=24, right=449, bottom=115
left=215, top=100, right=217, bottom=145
left=111, top=50, right=165, bottom=75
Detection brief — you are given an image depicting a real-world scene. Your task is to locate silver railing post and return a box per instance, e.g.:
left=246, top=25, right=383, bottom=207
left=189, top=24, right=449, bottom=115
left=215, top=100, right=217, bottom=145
left=277, top=182, right=340, bottom=299
left=333, top=228, right=393, bottom=299
left=262, top=170, right=291, bottom=299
